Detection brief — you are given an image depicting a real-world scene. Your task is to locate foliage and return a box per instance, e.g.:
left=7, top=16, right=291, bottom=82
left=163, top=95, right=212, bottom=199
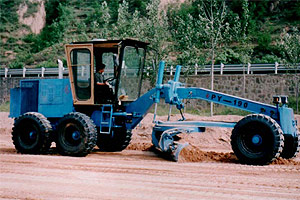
left=45, top=0, right=67, bottom=25
left=0, top=0, right=22, bottom=27
left=110, top=0, right=170, bottom=81
left=256, top=32, right=272, bottom=51
left=85, top=1, right=111, bottom=38
left=1, top=0, right=300, bottom=69
left=252, top=54, right=282, bottom=64
left=216, top=48, right=243, bottom=64
left=8, top=61, right=24, bottom=69
left=168, top=0, right=243, bottom=66
left=23, top=2, right=71, bottom=53
left=278, top=27, right=300, bottom=67
left=36, top=60, right=57, bottom=68
left=23, top=1, right=39, bottom=18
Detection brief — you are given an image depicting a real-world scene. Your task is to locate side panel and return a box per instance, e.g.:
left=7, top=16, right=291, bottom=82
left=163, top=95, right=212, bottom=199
left=38, top=79, right=74, bottom=118
left=9, top=88, right=21, bottom=118
left=9, top=80, right=39, bottom=118
left=279, top=107, right=298, bottom=137
left=20, top=80, right=39, bottom=114
left=126, top=88, right=156, bottom=129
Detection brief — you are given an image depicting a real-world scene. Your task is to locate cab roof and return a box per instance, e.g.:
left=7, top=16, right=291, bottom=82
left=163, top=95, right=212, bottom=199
left=71, top=38, right=149, bottom=48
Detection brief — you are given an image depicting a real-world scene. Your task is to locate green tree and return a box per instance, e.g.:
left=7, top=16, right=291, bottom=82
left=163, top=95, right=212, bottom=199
left=114, top=0, right=131, bottom=38
left=86, top=1, right=112, bottom=38
left=144, top=0, right=170, bottom=65
left=279, top=27, right=300, bottom=67
left=198, top=0, right=231, bottom=115
left=113, top=0, right=170, bottom=71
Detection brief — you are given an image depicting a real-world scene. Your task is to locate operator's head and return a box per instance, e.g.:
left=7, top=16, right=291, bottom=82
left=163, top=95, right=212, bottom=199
left=97, top=63, right=106, bottom=72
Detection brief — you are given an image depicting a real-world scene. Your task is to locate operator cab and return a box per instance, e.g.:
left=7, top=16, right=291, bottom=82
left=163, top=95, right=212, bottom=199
left=65, top=39, right=149, bottom=105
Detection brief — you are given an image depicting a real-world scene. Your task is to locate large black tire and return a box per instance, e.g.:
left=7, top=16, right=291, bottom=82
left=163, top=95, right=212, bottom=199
left=56, top=112, right=97, bottom=156
left=231, top=114, right=284, bottom=165
left=97, top=128, right=132, bottom=152
left=280, top=132, right=300, bottom=159
left=12, top=112, right=52, bottom=154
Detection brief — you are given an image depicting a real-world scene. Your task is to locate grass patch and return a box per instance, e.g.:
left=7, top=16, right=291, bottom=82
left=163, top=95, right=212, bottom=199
left=0, top=101, right=10, bottom=112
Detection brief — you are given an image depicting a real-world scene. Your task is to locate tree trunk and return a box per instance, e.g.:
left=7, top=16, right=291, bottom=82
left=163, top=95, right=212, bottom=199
left=210, top=49, right=215, bottom=117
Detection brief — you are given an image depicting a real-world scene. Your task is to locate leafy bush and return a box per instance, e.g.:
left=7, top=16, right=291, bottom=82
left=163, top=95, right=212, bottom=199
left=36, top=60, right=57, bottom=68
left=252, top=54, right=282, bottom=64
left=0, top=0, right=22, bottom=24
left=257, top=32, right=272, bottom=51
left=216, top=48, right=241, bottom=64
left=8, top=61, right=24, bottom=69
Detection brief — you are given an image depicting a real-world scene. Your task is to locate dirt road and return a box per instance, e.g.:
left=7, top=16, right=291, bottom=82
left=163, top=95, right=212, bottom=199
left=1, top=112, right=300, bottom=199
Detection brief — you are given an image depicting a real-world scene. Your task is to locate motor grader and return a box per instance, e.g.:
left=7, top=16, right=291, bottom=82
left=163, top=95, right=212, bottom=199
left=10, top=39, right=299, bottom=165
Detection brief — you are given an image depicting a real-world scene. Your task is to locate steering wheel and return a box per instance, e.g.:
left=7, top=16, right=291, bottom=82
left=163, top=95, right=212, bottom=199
left=104, top=77, right=115, bottom=83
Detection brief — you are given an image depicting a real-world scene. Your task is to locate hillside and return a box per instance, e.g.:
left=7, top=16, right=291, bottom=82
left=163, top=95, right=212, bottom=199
left=0, top=0, right=299, bottom=69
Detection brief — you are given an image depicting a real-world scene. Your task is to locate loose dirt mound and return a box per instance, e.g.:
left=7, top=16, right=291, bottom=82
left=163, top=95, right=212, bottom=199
left=129, top=113, right=300, bottom=164
left=179, top=146, right=238, bottom=163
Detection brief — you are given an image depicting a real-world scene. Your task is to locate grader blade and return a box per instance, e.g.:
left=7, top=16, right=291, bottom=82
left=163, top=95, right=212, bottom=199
left=152, top=124, right=205, bottom=161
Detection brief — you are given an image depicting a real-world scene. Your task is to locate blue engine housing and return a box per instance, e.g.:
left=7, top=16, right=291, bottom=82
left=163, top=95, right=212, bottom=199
left=10, top=79, right=74, bottom=118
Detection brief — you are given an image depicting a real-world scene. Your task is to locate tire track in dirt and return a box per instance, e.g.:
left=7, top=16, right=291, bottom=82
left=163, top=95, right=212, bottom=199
left=1, top=150, right=300, bottom=200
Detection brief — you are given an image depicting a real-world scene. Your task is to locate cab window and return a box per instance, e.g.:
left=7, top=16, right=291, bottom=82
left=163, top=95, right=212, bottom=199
left=70, top=49, right=91, bottom=100
left=118, top=46, right=145, bottom=101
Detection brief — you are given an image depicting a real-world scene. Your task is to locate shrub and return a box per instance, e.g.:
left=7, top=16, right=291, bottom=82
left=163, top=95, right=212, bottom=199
left=257, top=32, right=272, bottom=51
left=8, top=61, right=24, bottom=69
left=36, top=60, right=57, bottom=68
left=252, top=54, right=282, bottom=64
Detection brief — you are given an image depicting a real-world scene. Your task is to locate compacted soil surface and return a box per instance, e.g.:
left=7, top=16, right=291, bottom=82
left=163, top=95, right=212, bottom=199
left=1, top=112, right=300, bottom=200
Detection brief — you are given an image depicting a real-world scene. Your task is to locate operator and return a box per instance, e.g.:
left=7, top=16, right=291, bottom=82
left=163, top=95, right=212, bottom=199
left=94, top=63, right=113, bottom=103
left=95, top=63, right=109, bottom=86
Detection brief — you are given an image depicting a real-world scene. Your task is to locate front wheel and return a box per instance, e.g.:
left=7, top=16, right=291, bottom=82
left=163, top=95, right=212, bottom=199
left=280, top=133, right=300, bottom=159
left=56, top=112, right=97, bottom=156
left=231, top=114, right=284, bottom=165
left=12, top=112, right=52, bottom=154
left=97, top=128, right=132, bottom=152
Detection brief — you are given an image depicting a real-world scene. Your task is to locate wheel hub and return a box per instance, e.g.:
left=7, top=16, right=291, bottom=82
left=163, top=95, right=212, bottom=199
left=72, top=131, right=80, bottom=141
left=29, top=131, right=37, bottom=140
left=252, top=134, right=262, bottom=146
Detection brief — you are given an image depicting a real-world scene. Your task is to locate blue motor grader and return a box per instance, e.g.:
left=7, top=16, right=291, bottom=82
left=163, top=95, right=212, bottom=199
left=10, top=39, right=299, bottom=165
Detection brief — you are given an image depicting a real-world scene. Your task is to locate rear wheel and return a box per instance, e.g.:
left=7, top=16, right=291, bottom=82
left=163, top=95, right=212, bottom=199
left=12, top=112, right=52, bottom=154
left=97, top=128, right=132, bottom=152
left=231, top=114, right=284, bottom=165
left=56, top=112, right=97, bottom=156
left=280, top=133, right=300, bottom=159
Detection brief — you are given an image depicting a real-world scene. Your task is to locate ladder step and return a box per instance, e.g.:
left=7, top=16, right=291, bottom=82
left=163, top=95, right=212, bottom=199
left=100, top=105, right=113, bottom=134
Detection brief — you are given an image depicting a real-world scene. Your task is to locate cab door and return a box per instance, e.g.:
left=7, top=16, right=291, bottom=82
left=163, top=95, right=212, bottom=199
left=65, top=44, right=94, bottom=105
